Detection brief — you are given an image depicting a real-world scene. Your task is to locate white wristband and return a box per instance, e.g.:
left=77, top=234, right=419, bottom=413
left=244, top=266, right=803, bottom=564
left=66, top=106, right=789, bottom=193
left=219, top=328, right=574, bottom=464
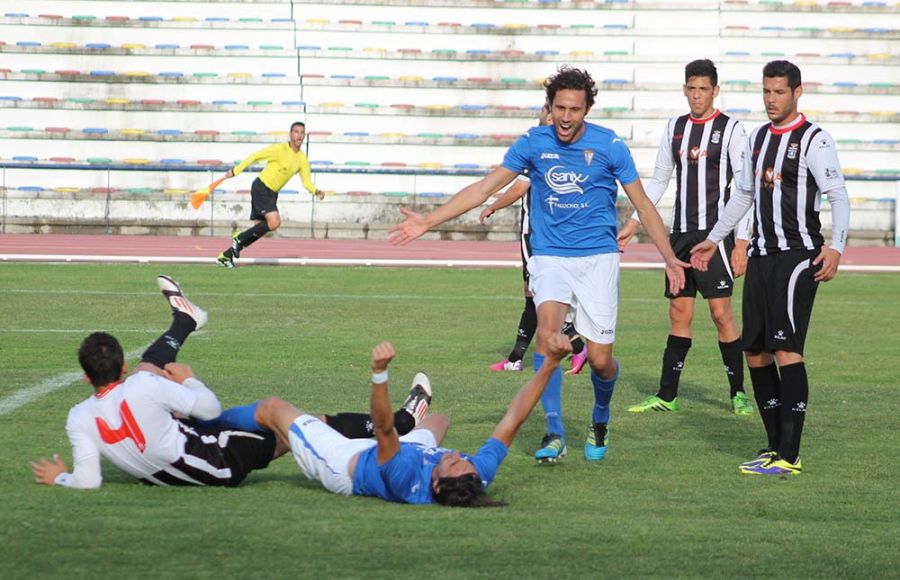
left=371, top=370, right=388, bottom=384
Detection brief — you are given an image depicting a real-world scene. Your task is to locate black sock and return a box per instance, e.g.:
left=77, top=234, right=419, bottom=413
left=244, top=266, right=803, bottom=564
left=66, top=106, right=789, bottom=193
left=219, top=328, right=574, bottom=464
left=222, top=247, right=234, bottom=259
left=562, top=321, right=585, bottom=353
left=749, top=363, right=782, bottom=452
left=141, top=312, right=196, bottom=368
left=658, top=335, right=691, bottom=402
left=237, top=221, right=270, bottom=249
left=719, top=339, right=745, bottom=398
left=777, top=362, right=808, bottom=463
left=325, top=410, right=415, bottom=438
left=508, top=297, right=537, bottom=363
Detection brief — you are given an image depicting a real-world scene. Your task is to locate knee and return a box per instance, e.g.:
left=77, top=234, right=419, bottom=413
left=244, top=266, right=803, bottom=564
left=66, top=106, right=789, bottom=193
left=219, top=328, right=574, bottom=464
left=587, top=351, right=614, bottom=375
left=266, top=215, right=281, bottom=230
left=709, top=305, right=734, bottom=327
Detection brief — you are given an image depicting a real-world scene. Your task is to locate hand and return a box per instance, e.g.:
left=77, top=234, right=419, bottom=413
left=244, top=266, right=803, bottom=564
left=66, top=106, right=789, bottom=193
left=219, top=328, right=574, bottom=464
left=664, top=255, right=691, bottom=296
left=224, top=169, right=234, bottom=179
left=690, top=240, right=717, bottom=272
left=30, top=454, right=68, bottom=485
left=617, top=219, right=639, bottom=251
left=813, top=247, right=841, bottom=282
left=544, top=333, right=574, bottom=364
left=370, top=341, right=396, bottom=373
left=387, top=208, right=430, bottom=246
left=163, top=362, right=195, bottom=384
left=315, top=190, right=326, bottom=201
left=731, top=240, right=749, bottom=278
left=479, top=207, right=495, bottom=225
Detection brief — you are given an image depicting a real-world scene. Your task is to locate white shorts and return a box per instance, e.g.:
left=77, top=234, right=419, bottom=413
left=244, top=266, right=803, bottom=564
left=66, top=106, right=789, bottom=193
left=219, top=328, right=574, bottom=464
left=287, top=415, right=437, bottom=495
left=528, top=253, right=620, bottom=344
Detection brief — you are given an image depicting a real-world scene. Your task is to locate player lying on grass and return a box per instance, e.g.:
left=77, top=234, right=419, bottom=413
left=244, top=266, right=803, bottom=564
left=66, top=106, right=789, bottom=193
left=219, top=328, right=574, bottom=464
left=30, top=277, right=431, bottom=488
left=246, top=333, right=573, bottom=506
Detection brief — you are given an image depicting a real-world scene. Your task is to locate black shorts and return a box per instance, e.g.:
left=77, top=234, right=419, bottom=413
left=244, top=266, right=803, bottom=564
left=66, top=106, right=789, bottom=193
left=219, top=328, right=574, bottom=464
left=741, top=249, right=821, bottom=356
left=665, top=230, right=736, bottom=299
left=250, top=178, right=279, bottom=221
left=521, top=231, right=532, bottom=283
left=146, top=421, right=276, bottom=487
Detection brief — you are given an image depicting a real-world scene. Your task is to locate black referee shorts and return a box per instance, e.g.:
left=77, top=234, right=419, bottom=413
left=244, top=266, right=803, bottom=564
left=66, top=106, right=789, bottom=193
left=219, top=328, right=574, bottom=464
left=520, top=231, right=533, bottom=283
left=741, top=249, right=821, bottom=356
left=250, top=178, right=279, bottom=221
left=665, top=230, right=736, bottom=300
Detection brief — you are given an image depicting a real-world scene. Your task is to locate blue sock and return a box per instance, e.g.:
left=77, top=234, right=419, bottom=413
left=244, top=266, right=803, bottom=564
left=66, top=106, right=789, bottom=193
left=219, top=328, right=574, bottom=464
left=535, top=353, right=564, bottom=438
left=202, top=401, right=266, bottom=433
left=591, top=363, right=619, bottom=424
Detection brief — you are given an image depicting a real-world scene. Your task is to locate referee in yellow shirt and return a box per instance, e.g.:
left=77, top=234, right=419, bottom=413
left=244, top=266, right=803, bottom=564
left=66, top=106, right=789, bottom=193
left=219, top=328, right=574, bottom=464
left=217, top=121, right=325, bottom=268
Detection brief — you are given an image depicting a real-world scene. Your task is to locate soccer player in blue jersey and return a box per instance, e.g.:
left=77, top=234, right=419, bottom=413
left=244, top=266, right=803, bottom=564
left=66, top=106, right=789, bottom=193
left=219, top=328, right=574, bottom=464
left=250, top=333, right=573, bottom=506
left=390, top=66, right=688, bottom=464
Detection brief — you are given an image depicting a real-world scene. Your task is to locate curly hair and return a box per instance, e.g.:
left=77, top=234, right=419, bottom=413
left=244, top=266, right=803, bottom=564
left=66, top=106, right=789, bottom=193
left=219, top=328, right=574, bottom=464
left=543, top=66, right=597, bottom=110
left=433, top=474, right=507, bottom=508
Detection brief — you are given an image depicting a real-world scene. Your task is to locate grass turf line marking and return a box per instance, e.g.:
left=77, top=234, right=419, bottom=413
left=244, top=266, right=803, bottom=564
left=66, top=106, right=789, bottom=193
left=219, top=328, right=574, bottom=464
left=0, top=347, right=146, bottom=417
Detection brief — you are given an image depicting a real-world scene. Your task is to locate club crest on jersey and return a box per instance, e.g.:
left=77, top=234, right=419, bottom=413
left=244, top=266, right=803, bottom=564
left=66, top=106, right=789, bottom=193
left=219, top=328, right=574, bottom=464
left=583, top=149, right=594, bottom=166
left=711, top=130, right=721, bottom=144
left=787, top=143, right=799, bottom=159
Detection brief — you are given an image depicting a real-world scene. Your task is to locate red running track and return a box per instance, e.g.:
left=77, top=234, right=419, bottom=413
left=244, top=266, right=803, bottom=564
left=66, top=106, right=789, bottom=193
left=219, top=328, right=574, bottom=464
left=1, top=233, right=899, bottom=271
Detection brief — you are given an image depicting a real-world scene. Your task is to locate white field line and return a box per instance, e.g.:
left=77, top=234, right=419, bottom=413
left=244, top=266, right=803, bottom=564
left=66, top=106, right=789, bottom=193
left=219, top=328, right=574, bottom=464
left=0, top=347, right=146, bottom=416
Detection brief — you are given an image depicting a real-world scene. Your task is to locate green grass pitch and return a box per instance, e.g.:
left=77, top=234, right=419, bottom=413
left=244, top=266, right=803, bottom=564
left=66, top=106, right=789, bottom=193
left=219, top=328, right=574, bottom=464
left=1, top=263, right=897, bottom=578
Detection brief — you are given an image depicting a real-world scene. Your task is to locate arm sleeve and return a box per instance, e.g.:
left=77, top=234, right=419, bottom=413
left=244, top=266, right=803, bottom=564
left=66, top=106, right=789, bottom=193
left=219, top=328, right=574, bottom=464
left=232, top=144, right=278, bottom=176
left=182, top=377, right=222, bottom=420
left=805, top=131, right=850, bottom=253
left=609, top=137, right=640, bottom=187
left=379, top=451, right=418, bottom=496
left=296, top=153, right=318, bottom=194
left=469, top=438, right=509, bottom=489
left=56, top=412, right=103, bottom=489
left=632, top=121, right=675, bottom=222
left=728, top=123, right=754, bottom=241
left=707, top=185, right=755, bottom=245
left=501, top=132, right=532, bottom=175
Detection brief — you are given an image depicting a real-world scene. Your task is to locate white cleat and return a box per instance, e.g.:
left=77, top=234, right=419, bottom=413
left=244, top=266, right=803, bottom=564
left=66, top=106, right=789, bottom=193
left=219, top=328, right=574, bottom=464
left=157, top=275, right=208, bottom=330
left=401, top=372, right=433, bottom=426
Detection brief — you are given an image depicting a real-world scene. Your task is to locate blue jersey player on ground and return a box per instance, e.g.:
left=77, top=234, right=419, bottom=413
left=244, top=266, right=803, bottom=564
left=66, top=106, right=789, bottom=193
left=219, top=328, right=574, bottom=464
left=390, top=66, right=688, bottom=464
left=250, top=333, right=573, bottom=506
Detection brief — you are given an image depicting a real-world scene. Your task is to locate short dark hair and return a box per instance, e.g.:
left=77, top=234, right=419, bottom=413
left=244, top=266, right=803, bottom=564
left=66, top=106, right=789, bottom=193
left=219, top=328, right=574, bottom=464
left=763, top=60, right=802, bottom=90
left=544, top=66, right=597, bottom=111
left=685, top=59, right=717, bottom=86
left=433, top=474, right=507, bottom=508
left=290, top=121, right=306, bottom=131
left=78, top=332, right=125, bottom=387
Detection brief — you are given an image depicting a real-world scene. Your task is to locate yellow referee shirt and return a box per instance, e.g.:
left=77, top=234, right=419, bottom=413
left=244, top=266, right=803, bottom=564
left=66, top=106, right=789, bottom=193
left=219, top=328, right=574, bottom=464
left=231, top=143, right=317, bottom=194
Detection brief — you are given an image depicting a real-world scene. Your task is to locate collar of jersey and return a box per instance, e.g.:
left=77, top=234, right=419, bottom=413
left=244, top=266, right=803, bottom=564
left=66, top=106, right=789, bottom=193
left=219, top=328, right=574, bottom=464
left=94, top=379, right=125, bottom=399
left=769, top=113, right=806, bottom=135
left=687, top=109, right=721, bottom=124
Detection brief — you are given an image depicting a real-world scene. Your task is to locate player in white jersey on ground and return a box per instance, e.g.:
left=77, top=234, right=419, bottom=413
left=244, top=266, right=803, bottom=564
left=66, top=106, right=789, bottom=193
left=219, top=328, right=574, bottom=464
left=692, top=60, right=850, bottom=476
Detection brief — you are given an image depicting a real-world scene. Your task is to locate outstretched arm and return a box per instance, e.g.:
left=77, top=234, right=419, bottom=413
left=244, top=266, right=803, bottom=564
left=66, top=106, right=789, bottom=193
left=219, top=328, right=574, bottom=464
left=369, top=342, right=401, bottom=465
left=388, top=167, right=518, bottom=245
left=490, top=333, right=572, bottom=447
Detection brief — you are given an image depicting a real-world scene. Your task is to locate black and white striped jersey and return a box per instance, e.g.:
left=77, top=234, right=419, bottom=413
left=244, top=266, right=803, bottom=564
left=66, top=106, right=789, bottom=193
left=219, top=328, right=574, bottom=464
left=742, top=114, right=847, bottom=256
left=640, top=110, right=751, bottom=237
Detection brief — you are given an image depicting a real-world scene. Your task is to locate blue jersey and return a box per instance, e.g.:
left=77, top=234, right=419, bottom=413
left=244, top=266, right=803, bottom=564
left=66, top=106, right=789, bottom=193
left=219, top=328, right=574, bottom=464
left=502, top=122, right=640, bottom=257
left=351, top=437, right=508, bottom=504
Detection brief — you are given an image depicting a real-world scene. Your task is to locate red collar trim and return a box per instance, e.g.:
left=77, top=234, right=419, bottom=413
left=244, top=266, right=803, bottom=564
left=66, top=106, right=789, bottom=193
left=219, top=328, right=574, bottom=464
left=94, top=380, right=124, bottom=399
left=769, top=113, right=806, bottom=135
left=688, top=109, right=721, bottom=124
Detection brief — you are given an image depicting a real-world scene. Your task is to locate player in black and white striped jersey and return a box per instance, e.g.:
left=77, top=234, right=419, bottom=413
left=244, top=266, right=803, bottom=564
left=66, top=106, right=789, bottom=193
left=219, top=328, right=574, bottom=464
left=618, top=59, right=754, bottom=415
left=692, top=60, right=850, bottom=476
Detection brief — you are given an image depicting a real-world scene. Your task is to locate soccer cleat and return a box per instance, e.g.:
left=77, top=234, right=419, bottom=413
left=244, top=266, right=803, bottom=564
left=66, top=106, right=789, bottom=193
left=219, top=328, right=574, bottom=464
left=535, top=433, right=567, bottom=464
left=731, top=391, right=754, bottom=415
left=489, top=358, right=523, bottom=372
left=627, top=395, right=680, bottom=413
left=230, top=230, right=242, bottom=259
left=565, top=346, right=588, bottom=376
left=583, top=422, right=609, bottom=462
left=401, top=372, right=432, bottom=426
left=739, top=454, right=801, bottom=476
left=157, top=275, right=208, bottom=330
left=738, top=449, right=777, bottom=469
left=217, top=252, right=235, bottom=269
